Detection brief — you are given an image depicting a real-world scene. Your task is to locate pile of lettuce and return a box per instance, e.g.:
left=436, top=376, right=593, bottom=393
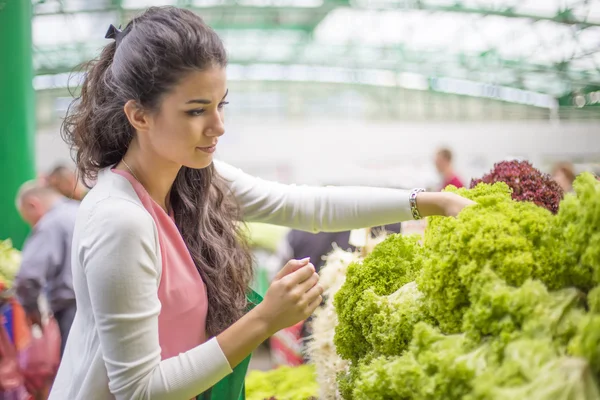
left=0, top=239, right=21, bottom=289
left=334, top=172, right=600, bottom=400
left=246, top=364, right=318, bottom=400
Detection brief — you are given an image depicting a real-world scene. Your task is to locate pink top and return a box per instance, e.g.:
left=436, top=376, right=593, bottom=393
left=112, top=169, right=209, bottom=360
left=442, top=175, right=464, bottom=190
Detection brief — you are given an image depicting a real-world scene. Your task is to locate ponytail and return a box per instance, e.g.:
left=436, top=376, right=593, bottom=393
left=62, top=41, right=134, bottom=187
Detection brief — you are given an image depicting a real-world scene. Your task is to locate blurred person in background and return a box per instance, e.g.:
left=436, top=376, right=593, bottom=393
left=552, top=161, right=576, bottom=193
left=14, top=180, right=79, bottom=357
left=47, top=164, right=88, bottom=201
left=435, top=147, right=464, bottom=190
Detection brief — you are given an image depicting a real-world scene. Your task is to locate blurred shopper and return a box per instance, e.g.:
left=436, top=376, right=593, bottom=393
left=435, top=148, right=464, bottom=190
left=552, top=162, right=576, bottom=193
left=14, top=180, right=79, bottom=357
left=46, top=164, right=87, bottom=201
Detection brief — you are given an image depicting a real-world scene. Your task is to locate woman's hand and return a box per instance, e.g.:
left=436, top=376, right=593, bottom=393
left=441, top=192, right=476, bottom=217
left=217, top=258, right=322, bottom=368
left=416, top=192, right=475, bottom=218
left=255, top=258, right=323, bottom=336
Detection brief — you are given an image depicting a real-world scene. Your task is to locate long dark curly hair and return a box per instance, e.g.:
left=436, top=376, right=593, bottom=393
left=62, top=6, right=253, bottom=336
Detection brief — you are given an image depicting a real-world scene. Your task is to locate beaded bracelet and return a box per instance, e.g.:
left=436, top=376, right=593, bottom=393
left=409, top=188, right=426, bottom=220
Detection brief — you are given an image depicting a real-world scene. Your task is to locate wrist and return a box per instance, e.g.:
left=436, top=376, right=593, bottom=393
left=414, top=192, right=451, bottom=218
left=250, top=303, right=275, bottom=338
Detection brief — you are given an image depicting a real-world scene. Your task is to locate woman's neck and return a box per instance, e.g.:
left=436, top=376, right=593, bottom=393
left=117, top=144, right=180, bottom=212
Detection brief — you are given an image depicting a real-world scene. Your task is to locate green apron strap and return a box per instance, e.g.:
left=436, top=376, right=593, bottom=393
left=197, top=289, right=264, bottom=400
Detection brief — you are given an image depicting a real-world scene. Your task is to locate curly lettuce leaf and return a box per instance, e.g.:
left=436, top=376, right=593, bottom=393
left=464, top=268, right=585, bottom=351
left=418, top=182, right=560, bottom=333
left=554, top=173, right=600, bottom=290
left=568, top=313, right=600, bottom=378
left=359, top=282, right=435, bottom=359
left=334, top=234, right=424, bottom=363
left=245, top=364, right=318, bottom=400
left=354, top=322, right=496, bottom=400
left=474, top=357, right=600, bottom=400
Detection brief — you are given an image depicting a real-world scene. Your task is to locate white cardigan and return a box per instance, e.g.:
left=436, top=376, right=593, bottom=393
left=49, top=160, right=414, bottom=400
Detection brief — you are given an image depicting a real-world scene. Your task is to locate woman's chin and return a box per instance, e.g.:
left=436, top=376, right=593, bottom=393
left=186, top=154, right=214, bottom=170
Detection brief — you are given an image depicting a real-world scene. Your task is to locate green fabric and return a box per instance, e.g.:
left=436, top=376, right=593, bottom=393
left=252, top=265, right=270, bottom=299
left=197, top=290, right=264, bottom=400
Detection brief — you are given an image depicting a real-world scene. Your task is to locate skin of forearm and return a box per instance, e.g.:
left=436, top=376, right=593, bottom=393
left=215, top=307, right=271, bottom=368
left=415, top=192, right=453, bottom=217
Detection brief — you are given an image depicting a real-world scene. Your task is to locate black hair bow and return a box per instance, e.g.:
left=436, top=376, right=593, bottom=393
left=105, top=24, right=128, bottom=47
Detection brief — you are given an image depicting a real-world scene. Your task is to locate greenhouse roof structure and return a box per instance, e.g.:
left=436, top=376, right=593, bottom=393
left=32, top=0, right=600, bottom=108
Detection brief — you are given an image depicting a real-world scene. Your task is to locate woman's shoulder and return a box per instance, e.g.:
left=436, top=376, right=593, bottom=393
left=74, top=195, right=159, bottom=269
left=86, top=195, right=153, bottom=231
left=77, top=171, right=155, bottom=239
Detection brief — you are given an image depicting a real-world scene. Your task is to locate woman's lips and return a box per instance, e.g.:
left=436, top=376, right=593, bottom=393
left=197, top=145, right=216, bottom=154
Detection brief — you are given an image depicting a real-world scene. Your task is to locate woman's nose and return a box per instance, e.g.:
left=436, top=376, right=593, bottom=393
left=206, top=112, right=225, bottom=137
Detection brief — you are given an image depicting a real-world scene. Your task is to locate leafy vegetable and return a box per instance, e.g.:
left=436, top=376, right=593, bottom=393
left=418, top=182, right=560, bottom=333
left=245, top=364, right=318, bottom=400
left=463, top=268, right=585, bottom=351
left=305, top=247, right=358, bottom=400
left=362, top=282, right=434, bottom=358
left=554, top=172, right=600, bottom=290
left=331, top=172, right=600, bottom=399
left=334, top=234, right=424, bottom=363
left=0, top=239, right=21, bottom=289
left=568, top=313, right=600, bottom=377
left=353, top=323, right=496, bottom=400
left=472, top=357, right=600, bottom=400
left=470, top=160, right=564, bottom=214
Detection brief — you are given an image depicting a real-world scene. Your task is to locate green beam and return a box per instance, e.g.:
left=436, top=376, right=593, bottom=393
left=32, top=40, right=600, bottom=95
left=32, top=0, right=600, bottom=28
left=351, top=0, right=600, bottom=28
left=33, top=3, right=343, bottom=32
left=0, top=0, right=36, bottom=249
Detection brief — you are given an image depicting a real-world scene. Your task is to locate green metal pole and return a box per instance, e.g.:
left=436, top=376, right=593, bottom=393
left=0, top=0, right=36, bottom=249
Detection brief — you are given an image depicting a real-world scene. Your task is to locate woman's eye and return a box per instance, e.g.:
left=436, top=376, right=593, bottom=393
left=187, top=102, right=228, bottom=116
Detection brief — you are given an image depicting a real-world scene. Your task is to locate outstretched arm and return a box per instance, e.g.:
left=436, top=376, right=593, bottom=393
left=214, top=161, right=472, bottom=232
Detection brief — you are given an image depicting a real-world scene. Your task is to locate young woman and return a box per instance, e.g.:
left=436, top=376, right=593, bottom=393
left=49, top=6, right=474, bottom=400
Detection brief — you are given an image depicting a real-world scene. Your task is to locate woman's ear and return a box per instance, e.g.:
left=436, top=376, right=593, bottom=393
left=123, top=100, right=152, bottom=132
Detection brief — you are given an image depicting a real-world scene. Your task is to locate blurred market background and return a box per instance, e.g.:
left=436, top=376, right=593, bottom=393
left=1, top=0, right=600, bottom=389
left=2, top=0, right=600, bottom=248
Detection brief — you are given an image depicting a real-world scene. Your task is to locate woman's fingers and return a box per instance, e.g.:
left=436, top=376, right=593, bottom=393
left=274, top=258, right=310, bottom=280
left=281, top=263, right=315, bottom=288
left=298, top=272, right=319, bottom=293
left=305, top=291, right=324, bottom=314
left=304, top=282, right=323, bottom=306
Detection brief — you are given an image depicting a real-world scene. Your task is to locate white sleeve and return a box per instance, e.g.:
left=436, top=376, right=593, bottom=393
left=81, top=198, right=232, bottom=400
left=214, top=160, right=414, bottom=233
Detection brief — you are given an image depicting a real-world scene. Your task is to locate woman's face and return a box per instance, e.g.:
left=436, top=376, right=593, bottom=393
left=141, top=66, right=228, bottom=170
